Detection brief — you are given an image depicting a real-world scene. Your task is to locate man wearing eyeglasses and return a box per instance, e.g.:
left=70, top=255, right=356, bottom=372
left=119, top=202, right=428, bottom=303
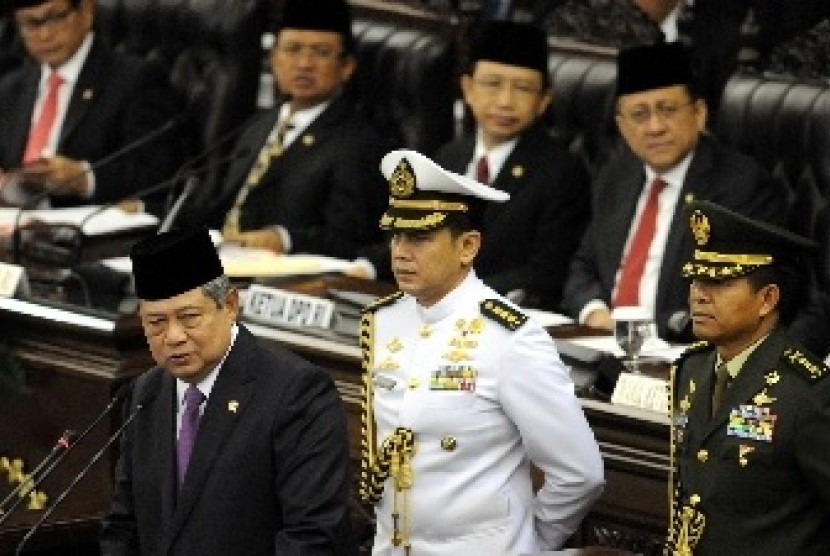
left=0, top=0, right=181, bottom=206
left=562, top=41, right=785, bottom=342
left=428, top=21, right=590, bottom=310
left=194, top=0, right=386, bottom=260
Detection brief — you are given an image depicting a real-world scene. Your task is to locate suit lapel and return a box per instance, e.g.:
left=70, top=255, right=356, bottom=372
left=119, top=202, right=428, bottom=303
left=492, top=127, right=542, bottom=196
left=683, top=350, right=717, bottom=442
left=10, top=65, right=40, bottom=161
left=59, top=38, right=108, bottom=146
left=607, top=157, right=645, bottom=267
left=160, top=330, right=258, bottom=552
left=655, top=142, right=714, bottom=314
left=155, top=374, right=177, bottom=534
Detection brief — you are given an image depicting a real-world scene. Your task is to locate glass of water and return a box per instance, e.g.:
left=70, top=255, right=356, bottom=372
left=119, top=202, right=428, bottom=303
left=612, top=306, right=653, bottom=374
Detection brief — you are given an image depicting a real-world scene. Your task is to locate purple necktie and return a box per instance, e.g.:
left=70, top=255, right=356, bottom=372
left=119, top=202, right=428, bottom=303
left=177, top=385, right=205, bottom=488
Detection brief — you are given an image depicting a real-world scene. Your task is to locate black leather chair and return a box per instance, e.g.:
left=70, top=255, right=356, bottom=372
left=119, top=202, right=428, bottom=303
left=349, top=16, right=457, bottom=156
left=547, top=41, right=620, bottom=179
left=714, top=74, right=830, bottom=239
left=95, top=0, right=269, bottom=202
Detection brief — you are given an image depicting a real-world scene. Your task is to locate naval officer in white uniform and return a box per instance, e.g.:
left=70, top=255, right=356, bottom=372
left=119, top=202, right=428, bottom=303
left=359, top=149, right=605, bottom=555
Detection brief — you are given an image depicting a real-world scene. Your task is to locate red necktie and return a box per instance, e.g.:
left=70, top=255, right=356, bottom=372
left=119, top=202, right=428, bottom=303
left=475, top=155, right=490, bottom=184
left=613, top=177, right=667, bottom=307
left=23, top=72, right=64, bottom=164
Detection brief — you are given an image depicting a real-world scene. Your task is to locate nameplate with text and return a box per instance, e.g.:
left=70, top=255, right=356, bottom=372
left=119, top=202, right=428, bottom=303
left=611, top=371, right=669, bottom=415
left=242, top=284, right=335, bottom=330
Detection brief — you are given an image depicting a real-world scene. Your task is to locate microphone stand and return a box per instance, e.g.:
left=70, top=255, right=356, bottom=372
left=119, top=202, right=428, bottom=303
left=8, top=117, right=181, bottom=265
left=158, top=174, right=199, bottom=233
left=13, top=400, right=147, bottom=556
left=0, top=430, right=77, bottom=522
left=0, top=383, right=131, bottom=528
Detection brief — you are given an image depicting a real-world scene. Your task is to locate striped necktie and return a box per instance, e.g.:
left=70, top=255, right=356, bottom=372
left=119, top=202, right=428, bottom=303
left=223, top=115, right=294, bottom=236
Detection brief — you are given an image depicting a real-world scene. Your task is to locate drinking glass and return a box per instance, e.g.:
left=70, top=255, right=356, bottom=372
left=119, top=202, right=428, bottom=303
left=612, top=306, right=654, bottom=374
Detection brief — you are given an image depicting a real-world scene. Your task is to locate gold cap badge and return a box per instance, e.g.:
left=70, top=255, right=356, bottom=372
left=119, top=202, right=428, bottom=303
left=690, top=210, right=710, bottom=246
left=389, top=158, right=416, bottom=198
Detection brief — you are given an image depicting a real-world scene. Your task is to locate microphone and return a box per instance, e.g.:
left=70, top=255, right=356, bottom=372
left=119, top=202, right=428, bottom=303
left=13, top=387, right=156, bottom=556
left=9, top=117, right=182, bottom=264
left=666, top=310, right=692, bottom=342
left=77, top=146, right=251, bottom=233
left=0, top=382, right=131, bottom=528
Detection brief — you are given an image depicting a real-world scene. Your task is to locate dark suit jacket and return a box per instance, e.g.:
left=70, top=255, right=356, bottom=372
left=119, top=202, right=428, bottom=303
left=435, top=124, right=590, bottom=309
left=100, top=326, right=356, bottom=556
left=669, top=328, right=830, bottom=555
left=0, top=35, right=183, bottom=206
left=197, top=95, right=387, bottom=259
left=562, top=134, right=786, bottom=339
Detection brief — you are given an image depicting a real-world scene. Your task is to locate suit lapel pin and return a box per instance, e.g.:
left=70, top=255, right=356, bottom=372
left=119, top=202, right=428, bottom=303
left=684, top=193, right=695, bottom=204
left=82, top=88, right=93, bottom=101
left=228, top=400, right=239, bottom=413
left=511, top=165, right=524, bottom=178
left=302, top=134, right=315, bottom=146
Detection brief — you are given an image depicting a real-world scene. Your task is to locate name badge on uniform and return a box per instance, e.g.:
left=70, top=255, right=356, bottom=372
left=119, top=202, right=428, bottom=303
left=430, top=365, right=477, bottom=391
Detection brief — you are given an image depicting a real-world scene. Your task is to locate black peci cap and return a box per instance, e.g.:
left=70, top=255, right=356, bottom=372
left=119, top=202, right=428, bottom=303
left=279, top=0, right=354, bottom=51
left=469, top=21, right=548, bottom=77
left=616, top=41, right=694, bottom=97
left=131, top=228, right=224, bottom=301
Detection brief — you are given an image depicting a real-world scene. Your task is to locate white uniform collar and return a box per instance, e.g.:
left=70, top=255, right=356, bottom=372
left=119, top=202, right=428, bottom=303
left=415, top=270, right=480, bottom=325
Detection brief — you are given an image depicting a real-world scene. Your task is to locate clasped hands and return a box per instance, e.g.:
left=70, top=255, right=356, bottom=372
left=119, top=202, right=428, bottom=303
left=0, top=155, right=90, bottom=202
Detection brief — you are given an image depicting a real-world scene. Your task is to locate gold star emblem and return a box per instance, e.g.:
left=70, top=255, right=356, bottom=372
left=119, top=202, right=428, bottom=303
left=228, top=400, right=239, bottom=413
left=419, top=324, right=432, bottom=338
left=387, top=337, right=403, bottom=353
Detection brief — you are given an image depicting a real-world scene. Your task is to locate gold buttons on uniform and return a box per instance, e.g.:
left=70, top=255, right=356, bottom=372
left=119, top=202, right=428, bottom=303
left=697, top=450, right=709, bottom=463
left=440, top=435, right=457, bottom=451
left=407, top=377, right=420, bottom=390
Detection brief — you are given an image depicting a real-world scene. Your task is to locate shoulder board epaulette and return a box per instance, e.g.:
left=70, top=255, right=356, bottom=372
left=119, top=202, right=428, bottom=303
left=479, top=299, right=528, bottom=331
left=780, top=347, right=830, bottom=383
left=361, top=291, right=404, bottom=315
left=673, top=340, right=712, bottom=366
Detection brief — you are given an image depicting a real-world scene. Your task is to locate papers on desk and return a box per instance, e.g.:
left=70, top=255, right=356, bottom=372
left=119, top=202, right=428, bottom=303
left=565, top=335, right=688, bottom=363
left=0, top=206, right=158, bottom=236
left=219, top=245, right=354, bottom=278
left=523, top=308, right=573, bottom=327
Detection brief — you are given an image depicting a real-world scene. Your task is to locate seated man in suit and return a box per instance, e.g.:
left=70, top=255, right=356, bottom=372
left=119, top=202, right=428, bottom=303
left=0, top=0, right=182, bottom=206
left=353, top=21, right=590, bottom=309
left=434, top=20, right=590, bottom=310
left=562, top=41, right=785, bottom=341
left=199, top=0, right=387, bottom=260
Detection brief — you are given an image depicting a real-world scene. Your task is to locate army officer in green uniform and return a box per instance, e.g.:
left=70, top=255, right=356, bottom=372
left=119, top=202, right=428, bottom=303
left=667, top=200, right=830, bottom=555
